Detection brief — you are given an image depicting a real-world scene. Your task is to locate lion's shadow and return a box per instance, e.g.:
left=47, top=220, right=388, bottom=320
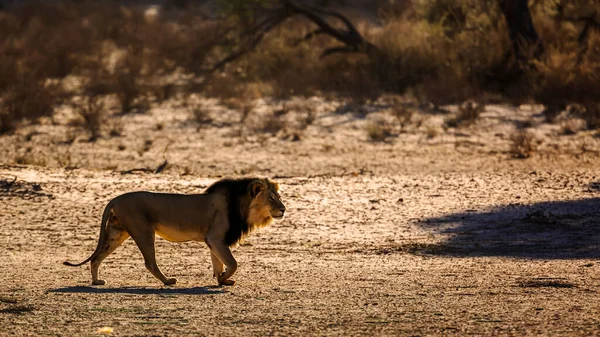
left=415, top=197, right=600, bottom=259
left=48, top=286, right=225, bottom=295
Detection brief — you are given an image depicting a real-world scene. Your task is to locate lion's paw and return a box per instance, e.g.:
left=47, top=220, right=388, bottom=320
left=218, top=278, right=235, bottom=286
left=92, top=279, right=106, bottom=286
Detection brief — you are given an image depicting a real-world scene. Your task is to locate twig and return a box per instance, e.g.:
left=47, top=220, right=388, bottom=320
left=120, top=168, right=154, bottom=175
left=154, top=160, right=169, bottom=174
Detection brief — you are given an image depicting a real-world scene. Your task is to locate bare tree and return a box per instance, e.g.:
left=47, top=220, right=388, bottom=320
left=201, top=0, right=379, bottom=87
left=498, top=0, right=543, bottom=63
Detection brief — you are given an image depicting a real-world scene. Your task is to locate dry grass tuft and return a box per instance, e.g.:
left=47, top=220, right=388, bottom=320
left=509, top=130, right=536, bottom=159
left=366, top=120, right=394, bottom=142
left=259, top=114, right=287, bottom=135
left=239, top=102, right=255, bottom=125
left=446, top=100, right=485, bottom=128
left=389, top=103, right=415, bottom=128
left=72, top=96, right=106, bottom=141
left=190, top=105, right=213, bottom=131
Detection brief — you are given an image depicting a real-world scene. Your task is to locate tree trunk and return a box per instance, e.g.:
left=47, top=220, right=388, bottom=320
left=499, top=0, right=543, bottom=62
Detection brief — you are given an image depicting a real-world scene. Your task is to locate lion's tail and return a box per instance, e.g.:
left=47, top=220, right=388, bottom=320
left=63, top=202, right=113, bottom=267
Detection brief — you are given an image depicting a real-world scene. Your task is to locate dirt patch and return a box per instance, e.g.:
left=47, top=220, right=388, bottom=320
left=1, top=101, right=600, bottom=336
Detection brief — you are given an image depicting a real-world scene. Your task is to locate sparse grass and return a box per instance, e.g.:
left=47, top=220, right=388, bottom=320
left=510, top=130, right=536, bottom=159
left=0, top=296, right=17, bottom=304
left=518, top=278, right=576, bottom=288
left=375, top=242, right=452, bottom=255
left=0, top=305, right=34, bottom=314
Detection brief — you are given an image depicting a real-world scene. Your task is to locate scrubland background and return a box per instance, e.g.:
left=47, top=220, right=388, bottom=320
left=1, top=1, right=600, bottom=336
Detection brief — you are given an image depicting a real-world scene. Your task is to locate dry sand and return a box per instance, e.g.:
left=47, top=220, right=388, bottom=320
left=1, top=98, right=600, bottom=336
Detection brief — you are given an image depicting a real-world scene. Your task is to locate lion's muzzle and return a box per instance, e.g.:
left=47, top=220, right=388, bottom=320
left=272, top=206, right=286, bottom=220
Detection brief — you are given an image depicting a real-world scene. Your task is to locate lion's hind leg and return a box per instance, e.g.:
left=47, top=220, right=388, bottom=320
left=128, top=227, right=177, bottom=286
left=90, top=218, right=130, bottom=285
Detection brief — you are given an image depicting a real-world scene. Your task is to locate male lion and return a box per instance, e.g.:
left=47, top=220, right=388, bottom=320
left=64, top=177, right=285, bottom=286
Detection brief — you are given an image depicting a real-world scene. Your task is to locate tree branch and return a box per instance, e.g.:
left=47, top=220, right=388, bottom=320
left=555, top=8, right=600, bottom=64
left=293, top=28, right=325, bottom=46
left=196, top=0, right=379, bottom=88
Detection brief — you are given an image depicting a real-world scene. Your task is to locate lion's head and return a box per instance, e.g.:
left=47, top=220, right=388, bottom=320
left=247, top=178, right=286, bottom=227
left=205, top=177, right=286, bottom=246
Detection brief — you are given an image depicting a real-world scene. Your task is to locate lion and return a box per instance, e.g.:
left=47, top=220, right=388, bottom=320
left=63, top=177, right=286, bottom=286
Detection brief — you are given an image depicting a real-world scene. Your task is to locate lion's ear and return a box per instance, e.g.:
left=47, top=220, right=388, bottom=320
left=250, top=181, right=264, bottom=198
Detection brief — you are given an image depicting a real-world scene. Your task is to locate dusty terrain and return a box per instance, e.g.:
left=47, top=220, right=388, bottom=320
left=1, top=98, right=600, bottom=336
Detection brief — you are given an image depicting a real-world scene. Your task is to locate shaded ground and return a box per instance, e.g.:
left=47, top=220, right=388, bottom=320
left=420, top=197, right=600, bottom=259
left=2, top=99, right=600, bottom=336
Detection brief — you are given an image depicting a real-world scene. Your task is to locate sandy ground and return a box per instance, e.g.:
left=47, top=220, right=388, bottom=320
left=1, top=98, right=600, bottom=336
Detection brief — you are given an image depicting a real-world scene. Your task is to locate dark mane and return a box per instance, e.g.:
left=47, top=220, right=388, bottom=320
left=205, top=178, right=257, bottom=246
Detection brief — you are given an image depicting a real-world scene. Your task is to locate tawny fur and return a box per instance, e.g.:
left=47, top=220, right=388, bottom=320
left=63, top=177, right=286, bottom=287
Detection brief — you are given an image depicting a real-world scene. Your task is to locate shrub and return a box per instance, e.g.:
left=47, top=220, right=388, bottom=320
left=446, top=100, right=485, bottom=127
left=73, top=95, right=105, bottom=141
left=510, top=130, right=536, bottom=159
left=366, top=120, right=393, bottom=142
left=0, top=75, right=58, bottom=134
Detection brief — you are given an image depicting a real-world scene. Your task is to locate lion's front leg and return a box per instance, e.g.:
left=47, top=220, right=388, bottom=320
left=210, top=251, right=224, bottom=278
left=206, top=238, right=237, bottom=286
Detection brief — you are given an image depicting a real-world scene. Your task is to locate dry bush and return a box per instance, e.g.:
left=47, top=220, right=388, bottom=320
left=237, top=19, right=325, bottom=98
left=151, top=83, right=176, bottom=103
left=112, top=50, right=150, bottom=114
left=258, top=114, right=286, bottom=135
left=0, top=75, right=59, bottom=134
left=528, top=4, right=600, bottom=123
left=72, top=96, right=105, bottom=142
left=2, top=0, right=600, bottom=136
left=510, top=130, right=536, bottom=159
left=560, top=118, right=585, bottom=135
left=370, top=2, right=507, bottom=104
left=389, top=103, right=414, bottom=128
left=236, top=19, right=382, bottom=102
left=298, top=109, right=317, bottom=130
left=446, top=100, right=485, bottom=128
left=190, top=105, right=213, bottom=131
left=366, top=120, right=394, bottom=142
left=579, top=102, right=600, bottom=130
left=1, top=3, right=95, bottom=79
left=239, top=102, right=255, bottom=124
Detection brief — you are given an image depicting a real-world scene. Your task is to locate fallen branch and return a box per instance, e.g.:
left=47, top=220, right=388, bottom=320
left=120, top=160, right=169, bottom=175
left=120, top=168, right=154, bottom=175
